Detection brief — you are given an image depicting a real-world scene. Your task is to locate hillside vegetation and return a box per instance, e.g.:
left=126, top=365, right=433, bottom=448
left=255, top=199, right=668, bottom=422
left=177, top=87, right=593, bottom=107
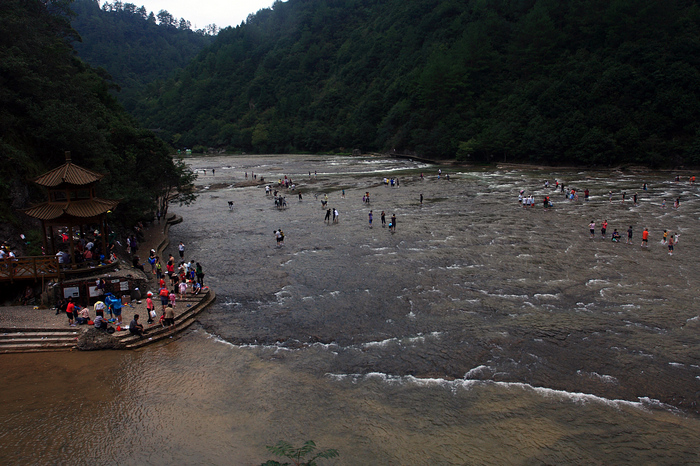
left=135, top=0, right=700, bottom=166
left=70, top=0, right=214, bottom=116
left=0, top=0, right=195, bottom=229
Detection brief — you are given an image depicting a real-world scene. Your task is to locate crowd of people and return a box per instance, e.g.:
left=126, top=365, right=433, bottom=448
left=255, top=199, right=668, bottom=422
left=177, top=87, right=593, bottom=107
left=519, top=177, right=693, bottom=257
left=590, top=220, right=680, bottom=255
left=51, top=234, right=207, bottom=339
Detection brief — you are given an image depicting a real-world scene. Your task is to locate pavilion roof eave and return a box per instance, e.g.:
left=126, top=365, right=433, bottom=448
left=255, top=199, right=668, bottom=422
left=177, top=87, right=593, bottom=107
left=39, top=214, right=110, bottom=227
left=33, top=162, right=104, bottom=187
left=22, top=198, right=119, bottom=222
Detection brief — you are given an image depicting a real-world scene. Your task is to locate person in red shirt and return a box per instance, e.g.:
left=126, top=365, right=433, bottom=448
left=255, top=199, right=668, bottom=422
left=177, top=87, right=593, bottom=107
left=159, top=286, right=169, bottom=312
left=167, top=260, right=177, bottom=286
left=641, top=228, right=649, bottom=247
left=65, top=297, right=75, bottom=326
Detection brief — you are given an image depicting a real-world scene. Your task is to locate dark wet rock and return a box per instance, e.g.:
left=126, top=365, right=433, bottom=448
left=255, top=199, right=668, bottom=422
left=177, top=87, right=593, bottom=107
left=283, top=339, right=304, bottom=349
left=77, top=327, right=125, bottom=350
left=180, top=156, right=700, bottom=416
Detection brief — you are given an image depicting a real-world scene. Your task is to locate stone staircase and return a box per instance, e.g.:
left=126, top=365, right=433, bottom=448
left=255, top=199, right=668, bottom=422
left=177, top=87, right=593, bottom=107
left=0, top=289, right=215, bottom=353
left=0, top=213, right=215, bottom=354
left=117, top=289, right=215, bottom=349
left=0, top=328, right=81, bottom=353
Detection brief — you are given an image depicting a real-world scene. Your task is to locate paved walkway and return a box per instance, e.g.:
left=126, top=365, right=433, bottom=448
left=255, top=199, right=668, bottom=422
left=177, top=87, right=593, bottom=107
left=0, top=214, right=185, bottom=332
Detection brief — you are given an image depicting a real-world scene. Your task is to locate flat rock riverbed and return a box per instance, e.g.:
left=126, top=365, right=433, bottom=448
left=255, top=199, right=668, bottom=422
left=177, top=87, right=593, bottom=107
left=189, top=156, right=700, bottom=415
left=2, top=155, right=699, bottom=465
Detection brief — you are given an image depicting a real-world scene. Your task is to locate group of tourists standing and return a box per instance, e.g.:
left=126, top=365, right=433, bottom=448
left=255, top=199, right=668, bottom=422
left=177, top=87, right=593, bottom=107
left=589, top=220, right=678, bottom=255
left=367, top=210, right=396, bottom=231
left=516, top=177, right=691, bottom=258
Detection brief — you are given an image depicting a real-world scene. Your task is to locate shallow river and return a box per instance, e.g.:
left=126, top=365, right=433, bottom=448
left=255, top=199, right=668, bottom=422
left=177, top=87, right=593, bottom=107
left=2, top=155, right=700, bottom=464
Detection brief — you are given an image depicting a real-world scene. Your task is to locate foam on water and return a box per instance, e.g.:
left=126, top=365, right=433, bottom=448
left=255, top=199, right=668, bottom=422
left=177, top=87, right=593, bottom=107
left=479, top=290, right=529, bottom=300
left=446, top=264, right=465, bottom=269
left=274, top=288, right=293, bottom=304
left=361, top=331, right=442, bottom=348
left=464, top=365, right=492, bottom=378
left=292, top=249, right=321, bottom=256
left=577, top=370, right=618, bottom=384
left=533, top=293, right=560, bottom=300
left=325, top=372, right=676, bottom=412
left=205, top=331, right=292, bottom=352
left=203, top=330, right=341, bottom=352
left=362, top=338, right=397, bottom=348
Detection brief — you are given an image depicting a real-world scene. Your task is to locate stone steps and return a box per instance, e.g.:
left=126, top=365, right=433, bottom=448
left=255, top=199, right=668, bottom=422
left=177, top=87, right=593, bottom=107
left=0, top=330, right=80, bottom=353
left=0, top=331, right=79, bottom=339
left=0, top=336, right=78, bottom=344
left=0, top=344, right=77, bottom=353
left=0, top=214, right=215, bottom=354
left=0, top=327, right=83, bottom=333
left=120, top=289, right=215, bottom=349
left=0, top=290, right=213, bottom=353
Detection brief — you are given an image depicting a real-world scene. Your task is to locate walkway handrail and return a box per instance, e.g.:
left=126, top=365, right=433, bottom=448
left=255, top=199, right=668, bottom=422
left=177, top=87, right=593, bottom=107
left=0, top=256, right=61, bottom=283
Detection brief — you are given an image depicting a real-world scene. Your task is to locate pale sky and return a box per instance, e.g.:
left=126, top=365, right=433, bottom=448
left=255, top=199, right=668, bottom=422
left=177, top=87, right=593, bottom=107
left=134, top=0, right=278, bottom=29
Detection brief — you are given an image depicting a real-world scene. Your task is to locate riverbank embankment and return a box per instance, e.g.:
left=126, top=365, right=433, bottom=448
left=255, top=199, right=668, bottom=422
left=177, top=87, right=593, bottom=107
left=0, top=214, right=215, bottom=353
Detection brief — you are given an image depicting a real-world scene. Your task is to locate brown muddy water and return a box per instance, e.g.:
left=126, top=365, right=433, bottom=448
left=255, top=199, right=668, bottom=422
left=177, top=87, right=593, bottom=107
left=1, top=155, right=700, bottom=465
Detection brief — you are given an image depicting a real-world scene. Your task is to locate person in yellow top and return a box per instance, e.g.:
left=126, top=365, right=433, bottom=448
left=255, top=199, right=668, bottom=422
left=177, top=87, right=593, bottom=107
left=663, top=230, right=668, bottom=244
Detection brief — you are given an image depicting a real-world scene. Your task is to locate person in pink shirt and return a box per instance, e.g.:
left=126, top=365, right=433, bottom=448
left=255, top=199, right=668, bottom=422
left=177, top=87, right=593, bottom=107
left=146, top=291, right=155, bottom=324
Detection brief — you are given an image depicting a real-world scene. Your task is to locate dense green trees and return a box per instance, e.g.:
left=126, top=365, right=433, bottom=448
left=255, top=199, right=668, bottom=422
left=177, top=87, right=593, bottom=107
left=70, top=0, right=214, bottom=115
left=16, top=0, right=700, bottom=167
left=0, top=0, right=195, bottom=228
left=128, top=0, right=700, bottom=166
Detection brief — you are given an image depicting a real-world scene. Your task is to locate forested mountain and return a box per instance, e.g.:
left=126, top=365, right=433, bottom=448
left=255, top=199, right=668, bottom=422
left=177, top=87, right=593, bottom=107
left=0, top=0, right=194, bottom=236
left=137, top=0, right=700, bottom=166
left=70, top=0, right=214, bottom=115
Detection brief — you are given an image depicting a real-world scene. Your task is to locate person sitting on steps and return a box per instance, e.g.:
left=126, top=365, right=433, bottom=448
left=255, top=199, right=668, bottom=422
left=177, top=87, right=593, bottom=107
left=129, top=314, right=144, bottom=337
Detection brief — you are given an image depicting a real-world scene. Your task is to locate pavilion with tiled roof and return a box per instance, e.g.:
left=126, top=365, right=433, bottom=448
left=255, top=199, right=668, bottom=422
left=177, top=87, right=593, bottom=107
left=23, top=152, right=118, bottom=267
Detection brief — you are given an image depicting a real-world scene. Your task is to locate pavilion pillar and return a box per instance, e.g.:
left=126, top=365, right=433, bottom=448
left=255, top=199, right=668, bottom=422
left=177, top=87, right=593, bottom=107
left=101, top=215, right=107, bottom=262
left=40, top=221, right=47, bottom=255
left=48, top=225, right=56, bottom=255
left=68, top=225, right=76, bottom=269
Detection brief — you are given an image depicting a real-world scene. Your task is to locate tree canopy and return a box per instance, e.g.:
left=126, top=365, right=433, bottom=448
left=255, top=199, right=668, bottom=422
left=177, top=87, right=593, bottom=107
left=132, top=0, right=700, bottom=166
left=0, top=0, right=195, bottom=229
left=70, top=0, right=214, bottom=115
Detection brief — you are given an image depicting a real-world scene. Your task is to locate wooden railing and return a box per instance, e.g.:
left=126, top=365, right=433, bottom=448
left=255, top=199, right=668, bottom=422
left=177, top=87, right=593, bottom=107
left=0, top=256, right=61, bottom=283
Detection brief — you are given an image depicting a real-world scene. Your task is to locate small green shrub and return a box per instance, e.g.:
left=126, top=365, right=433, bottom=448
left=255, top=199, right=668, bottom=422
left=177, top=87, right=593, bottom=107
left=261, top=440, right=339, bottom=466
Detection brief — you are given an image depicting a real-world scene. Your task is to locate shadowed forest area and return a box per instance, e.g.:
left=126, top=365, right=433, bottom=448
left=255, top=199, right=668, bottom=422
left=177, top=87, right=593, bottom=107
left=124, top=0, right=700, bottom=166
left=4, top=0, right=700, bottom=238
left=0, top=0, right=195, bottom=232
left=70, top=0, right=215, bottom=115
